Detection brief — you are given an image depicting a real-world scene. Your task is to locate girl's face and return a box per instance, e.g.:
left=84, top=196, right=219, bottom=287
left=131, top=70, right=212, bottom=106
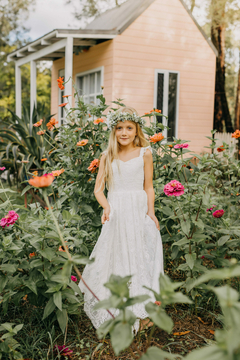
left=115, top=120, right=137, bottom=147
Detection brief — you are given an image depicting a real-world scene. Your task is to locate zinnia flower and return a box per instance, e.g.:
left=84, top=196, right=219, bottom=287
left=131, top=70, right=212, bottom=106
left=29, top=174, right=54, bottom=188
left=46, top=118, right=58, bottom=131
left=93, top=118, right=104, bottom=124
left=0, top=217, right=8, bottom=228
left=77, top=139, right=88, bottom=147
left=213, top=209, right=225, bottom=218
left=58, top=244, right=68, bottom=252
left=52, top=169, right=65, bottom=177
left=155, top=301, right=162, bottom=306
left=0, top=211, right=19, bottom=228
left=33, top=119, right=43, bottom=127
left=71, top=275, right=77, bottom=282
left=62, top=95, right=71, bottom=98
left=29, top=252, right=36, bottom=258
left=201, top=255, right=205, bottom=259
left=174, top=143, right=189, bottom=149
left=57, top=77, right=65, bottom=90
left=0, top=167, right=6, bottom=171
left=88, top=159, right=99, bottom=173
left=145, top=109, right=161, bottom=115
left=149, top=133, right=164, bottom=143
left=32, top=171, right=38, bottom=176
left=54, top=345, right=73, bottom=356
left=232, top=130, right=240, bottom=139
left=164, top=180, right=185, bottom=197
left=206, top=205, right=216, bottom=212
left=37, top=130, right=45, bottom=135
left=217, top=145, right=225, bottom=152
left=41, top=158, right=47, bottom=161
left=59, top=103, right=68, bottom=107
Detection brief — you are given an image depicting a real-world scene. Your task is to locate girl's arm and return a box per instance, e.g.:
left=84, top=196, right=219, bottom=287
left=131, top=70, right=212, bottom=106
left=94, top=154, right=110, bottom=224
left=144, top=149, right=160, bottom=230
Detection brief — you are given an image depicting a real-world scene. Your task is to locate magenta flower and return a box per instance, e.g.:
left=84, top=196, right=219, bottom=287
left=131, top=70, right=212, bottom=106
left=164, top=180, right=185, bottom=197
left=71, top=275, right=77, bottom=282
left=0, top=211, right=19, bottom=228
left=174, top=143, right=189, bottom=149
left=201, top=255, right=205, bottom=259
left=54, top=345, right=73, bottom=356
left=213, top=209, right=225, bottom=218
left=206, top=205, right=216, bottom=212
left=0, top=167, right=6, bottom=171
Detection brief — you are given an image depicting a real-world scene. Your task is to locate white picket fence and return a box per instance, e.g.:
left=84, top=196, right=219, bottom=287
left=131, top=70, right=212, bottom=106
left=214, top=132, right=238, bottom=157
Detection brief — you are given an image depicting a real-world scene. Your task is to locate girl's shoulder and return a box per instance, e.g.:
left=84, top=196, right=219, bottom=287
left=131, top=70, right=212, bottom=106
left=140, top=146, right=152, bottom=157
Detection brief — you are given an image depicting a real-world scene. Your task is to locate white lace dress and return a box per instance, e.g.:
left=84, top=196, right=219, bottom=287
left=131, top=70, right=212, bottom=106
left=79, top=146, right=164, bottom=330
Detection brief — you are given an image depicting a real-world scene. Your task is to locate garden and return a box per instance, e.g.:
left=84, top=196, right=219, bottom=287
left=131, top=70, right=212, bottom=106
left=0, top=78, right=240, bottom=360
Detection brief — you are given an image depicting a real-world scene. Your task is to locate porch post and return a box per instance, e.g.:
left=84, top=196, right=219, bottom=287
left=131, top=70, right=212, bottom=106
left=65, top=36, right=73, bottom=107
left=30, top=60, right=37, bottom=126
left=15, top=64, right=22, bottom=118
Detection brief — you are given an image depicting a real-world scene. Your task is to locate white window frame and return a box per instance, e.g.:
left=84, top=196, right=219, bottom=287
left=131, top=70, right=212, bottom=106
left=58, top=69, right=65, bottom=126
left=75, top=66, right=104, bottom=105
left=154, top=69, right=180, bottom=139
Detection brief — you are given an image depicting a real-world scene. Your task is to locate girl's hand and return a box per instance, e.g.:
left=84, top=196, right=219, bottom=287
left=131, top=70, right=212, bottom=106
left=148, top=213, right=160, bottom=231
left=101, top=206, right=110, bottom=224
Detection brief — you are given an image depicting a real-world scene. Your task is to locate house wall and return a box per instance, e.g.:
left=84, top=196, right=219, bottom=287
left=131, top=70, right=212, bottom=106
left=111, top=0, right=216, bottom=153
left=51, top=40, right=114, bottom=120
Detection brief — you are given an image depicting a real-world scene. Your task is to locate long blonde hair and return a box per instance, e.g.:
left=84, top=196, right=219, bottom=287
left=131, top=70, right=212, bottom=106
left=104, top=107, right=149, bottom=190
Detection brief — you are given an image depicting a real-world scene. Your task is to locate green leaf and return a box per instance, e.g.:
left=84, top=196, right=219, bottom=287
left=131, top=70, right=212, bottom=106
left=0, top=264, right=17, bottom=274
left=62, top=210, right=72, bottom=221
left=43, top=297, right=56, bottom=319
left=69, top=280, right=82, bottom=296
left=53, top=292, right=62, bottom=311
left=110, top=322, right=134, bottom=356
left=180, top=220, right=190, bottom=235
left=125, top=295, right=150, bottom=307
left=218, top=235, right=230, bottom=246
left=25, top=281, right=38, bottom=295
left=56, top=309, right=68, bottom=334
left=140, top=346, right=180, bottom=360
left=61, top=260, right=72, bottom=285
left=145, top=302, right=173, bottom=333
left=21, top=185, right=32, bottom=196
left=97, top=319, right=115, bottom=339
left=46, top=283, right=63, bottom=293
left=185, top=344, right=223, bottom=360
left=185, top=253, right=196, bottom=270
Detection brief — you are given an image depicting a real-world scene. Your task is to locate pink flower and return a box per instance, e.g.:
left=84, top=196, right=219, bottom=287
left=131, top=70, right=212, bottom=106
left=164, top=180, right=185, bottom=197
left=174, top=143, right=189, bottom=149
left=0, top=167, right=6, bottom=171
left=0, top=217, right=8, bottom=228
left=54, top=345, right=73, bottom=356
left=201, top=256, right=205, bottom=259
left=213, top=209, right=225, bottom=218
left=71, top=275, right=77, bottom=282
left=206, top=205, right=216, bottom=212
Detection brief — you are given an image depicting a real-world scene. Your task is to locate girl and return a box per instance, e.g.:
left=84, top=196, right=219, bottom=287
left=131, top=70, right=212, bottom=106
left=79, top=107, right=164, bottom=331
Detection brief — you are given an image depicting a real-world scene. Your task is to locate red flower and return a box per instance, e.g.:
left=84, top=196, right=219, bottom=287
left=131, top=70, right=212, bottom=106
left=59, top=103, right=68, bottom=107
left=212, top=209, right=225, bottom=218
left=88, top=159, right=99, bottom=173
left=217, top=145, right=225, bottom=152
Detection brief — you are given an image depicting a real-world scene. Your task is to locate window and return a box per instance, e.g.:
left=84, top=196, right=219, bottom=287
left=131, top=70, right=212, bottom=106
left=154, top=70, right=180, bottom=140
left=76, top=67, right=103, bottom=105
left=58, top=69, right=65, bottom=126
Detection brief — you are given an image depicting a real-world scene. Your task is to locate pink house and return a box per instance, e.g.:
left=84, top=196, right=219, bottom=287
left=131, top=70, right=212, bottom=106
left=8, top=0, right=217, bottom=153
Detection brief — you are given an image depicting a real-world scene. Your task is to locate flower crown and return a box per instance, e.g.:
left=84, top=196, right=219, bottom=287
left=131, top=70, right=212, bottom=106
left=106, top=111, right=146, bottom=130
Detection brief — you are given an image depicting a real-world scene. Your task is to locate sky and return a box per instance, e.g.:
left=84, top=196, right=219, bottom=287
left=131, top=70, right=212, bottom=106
left=25, top=0, right=80, bottom=41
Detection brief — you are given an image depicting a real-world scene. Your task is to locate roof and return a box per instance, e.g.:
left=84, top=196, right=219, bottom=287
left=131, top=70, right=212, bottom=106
left=86, top=0, right=218, bottom=56
left=7, top=0, right=217, bottom=63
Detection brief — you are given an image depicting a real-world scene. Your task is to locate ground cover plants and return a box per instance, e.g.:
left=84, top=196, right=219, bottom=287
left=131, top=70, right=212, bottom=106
left=0, top=82, right=240, bottom=359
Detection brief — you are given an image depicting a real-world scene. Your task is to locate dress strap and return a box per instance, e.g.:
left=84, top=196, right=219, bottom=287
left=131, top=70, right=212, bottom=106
left=140, top=146, right=152, bottom=157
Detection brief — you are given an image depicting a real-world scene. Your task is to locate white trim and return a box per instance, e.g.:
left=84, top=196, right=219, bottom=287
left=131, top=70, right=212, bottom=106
left=65, top=36, right=73, bottom=107
left=14, top=38, right=67, bottom=66
left=15, top=64, right=21, bottom=118
left=30, top=60, right=37, bottom=128
left=56, top=33, right=116, bottom=40
left=75, top=66, right=104, bottom=104
left=154, top=69, right=180, bottom=139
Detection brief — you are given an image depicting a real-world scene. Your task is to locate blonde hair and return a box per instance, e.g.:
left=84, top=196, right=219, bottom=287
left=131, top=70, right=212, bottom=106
left=103, top=107, right=149, bottom=190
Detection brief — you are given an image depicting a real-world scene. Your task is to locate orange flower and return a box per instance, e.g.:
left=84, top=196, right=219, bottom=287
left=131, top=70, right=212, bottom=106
left=29, top=252, right=36, bottom=258
left=88, top=159, right=99, bottom=173
left=149, top=133, right=164, bottom=143
left=59, top=103, right=68, bottom=107
left=168, top=144, right=173, bottom=148
left=94, top=118, right=105, bottom=125
left=62, top=95, right=71, bottom=98
left=57, top=77, right=65, bottom=90
left=47, top=118, right=58, bottom=131
left=77, top=139, right=88, bottom=147
left=33, top=119, right=43, bottom=127
left=37, top=130, right=45, bottom=135
left=145, top=109, right=162, bottom=115
left=45, top=207, right=53, bottom=210
left=32, top=171, right=38, bottom=176
left=155, top=301, right=162, bottom=306
left=217, top=145, right=225, bottom=152
left=52, top=169, right=65, bottom=177
left=58, top=244, right=68, bottom=252
left=190, top=168, right=193, bottom=172
left=74, top=128, right=82, bottom=132
left=232, top=130, right=240, bottom=139
left=23, top=295, right=28, bottom=301
left=29, top=174, right=54, bottom=188
left=41, top=158, right=47, bottom=161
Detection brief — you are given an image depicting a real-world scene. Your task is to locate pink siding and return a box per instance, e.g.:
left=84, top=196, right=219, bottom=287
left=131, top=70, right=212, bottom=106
left=51, top=0, right=216, bottom=153
left=112, top=0, right=216, bottom=153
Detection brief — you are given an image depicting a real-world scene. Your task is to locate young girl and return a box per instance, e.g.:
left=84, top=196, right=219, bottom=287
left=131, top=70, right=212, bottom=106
left=79, top=107, right=164, bottom=331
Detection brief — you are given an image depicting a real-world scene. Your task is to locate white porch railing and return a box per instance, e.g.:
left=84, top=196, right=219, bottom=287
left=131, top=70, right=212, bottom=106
left=214, top=132, right=238, bottom=157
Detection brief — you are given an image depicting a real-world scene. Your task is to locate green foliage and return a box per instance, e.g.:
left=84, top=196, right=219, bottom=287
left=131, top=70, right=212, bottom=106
left=0, top=322, right=24, bottom=359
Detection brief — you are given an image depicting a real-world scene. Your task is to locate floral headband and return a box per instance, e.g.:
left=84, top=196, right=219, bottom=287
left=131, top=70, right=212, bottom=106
left=106, top=112, right=146, bottom=130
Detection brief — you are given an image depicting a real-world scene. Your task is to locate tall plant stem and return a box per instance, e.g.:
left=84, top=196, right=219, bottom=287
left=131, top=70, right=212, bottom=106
left=43, top=191, right=115, bottom=319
